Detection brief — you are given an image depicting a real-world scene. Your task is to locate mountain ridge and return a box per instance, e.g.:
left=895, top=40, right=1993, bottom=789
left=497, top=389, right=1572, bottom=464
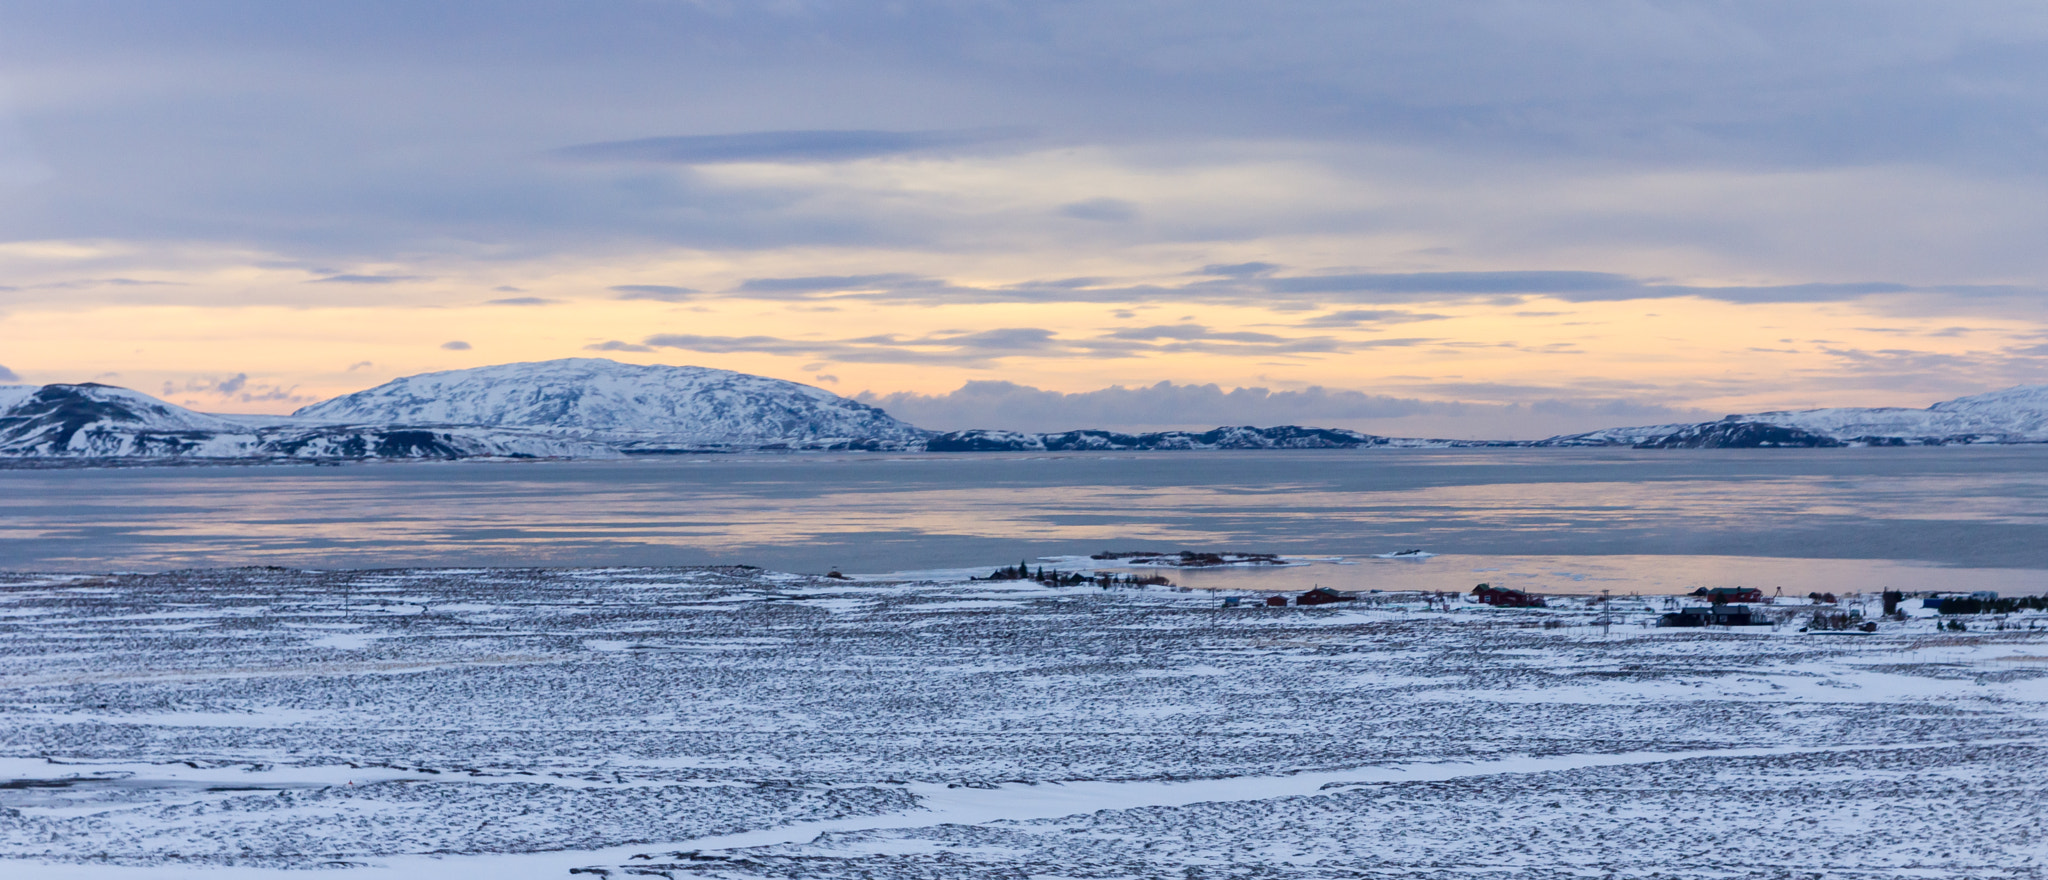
left=294, top=358, right=929, bottom=451
left=1537, top=384, right=2048, bottom=447
left=5, top=361, right=2047, bottom=462
left=0, top=383, right=616, bottom=461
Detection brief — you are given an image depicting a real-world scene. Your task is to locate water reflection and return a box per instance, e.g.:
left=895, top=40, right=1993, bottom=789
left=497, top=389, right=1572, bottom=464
left=0, top=449, right=2044, bottom=581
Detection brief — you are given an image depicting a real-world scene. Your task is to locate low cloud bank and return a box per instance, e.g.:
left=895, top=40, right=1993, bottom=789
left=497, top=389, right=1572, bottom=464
left=858, top=380, right=1714, bottom=441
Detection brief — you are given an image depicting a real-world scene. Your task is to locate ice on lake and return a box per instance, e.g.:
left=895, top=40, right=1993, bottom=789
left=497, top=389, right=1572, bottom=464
left=4, top=448, right=2048, bottom=580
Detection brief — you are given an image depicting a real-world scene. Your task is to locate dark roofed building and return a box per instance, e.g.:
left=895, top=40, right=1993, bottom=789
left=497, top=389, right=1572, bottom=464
left=1295, top=587, right=1355, bottom=606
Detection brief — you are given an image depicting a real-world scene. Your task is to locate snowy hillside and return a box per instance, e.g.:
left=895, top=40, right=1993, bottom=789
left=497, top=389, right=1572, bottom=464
left=1539, top=384, right=2048, bottom=447
left=1744, top=384, right=2048, bottom=443
left=926, top=425, right=1456, bottom=451
left=0, top=383, right=616, bottom=461
left=15, top=368, right=2048, bottom=461
left=0, top=383, right=257, bottom=457
left=296, top=358, right=930, bottom=450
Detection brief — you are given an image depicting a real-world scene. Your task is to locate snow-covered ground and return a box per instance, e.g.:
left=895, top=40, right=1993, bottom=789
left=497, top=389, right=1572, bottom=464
left=1, top=567, right=2043, bottom=877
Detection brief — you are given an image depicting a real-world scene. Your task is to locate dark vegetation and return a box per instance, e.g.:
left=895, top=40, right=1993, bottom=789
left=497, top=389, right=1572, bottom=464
left=1930, top=595, right=2048, bottom=615
left=979, top=560, right=1169, bottom=587
left=1804, top=610, right=1876, bottom=632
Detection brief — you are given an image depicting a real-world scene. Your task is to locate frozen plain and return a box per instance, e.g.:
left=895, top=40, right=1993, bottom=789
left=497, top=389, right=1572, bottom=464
left=1, top=566, right=2044, bottom=879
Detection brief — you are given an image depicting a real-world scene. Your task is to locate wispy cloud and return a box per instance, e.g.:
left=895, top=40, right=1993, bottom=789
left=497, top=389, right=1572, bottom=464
left=1297, top=309, right=1451, bottom=328
left=161, top=373, right=313, bottom=405
left=309, top=274, right=425, bottom=285
left=555, top=128, right=1030, bottom=165
left=636, top=323, right=1381, bottom=367
left=28, top=277, right=185, bottom=290
left=708, top=268, right=2007, bottom=308
left=1265, top=271, right=1637, bottom=297
left=485, top=296, right=556, bottom=306
left=1058, top=198, right=1139, bottom=222
left=611, top=284, right=698, bottom=302
left=734, top=274, right=935, bottom=296
left=1198, top=262, right=1281, bottom=277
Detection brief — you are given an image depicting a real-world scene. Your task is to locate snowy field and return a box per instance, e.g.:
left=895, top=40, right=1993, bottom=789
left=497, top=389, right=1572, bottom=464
left=1, top=566, right=2044, bottom=878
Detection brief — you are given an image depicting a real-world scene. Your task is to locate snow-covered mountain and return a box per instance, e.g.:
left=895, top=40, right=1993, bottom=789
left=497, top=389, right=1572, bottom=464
left=1538, top=384, right=2048, bottom=447
left=295, top=358, right=930, bottom=451
left=0, top=383, right=616, bottom=461
left=1741, top=384, right=2048, bottom=443
left=13, top=365, right=2048, bottom=463
left=926, top=425, right=1460, bottom=451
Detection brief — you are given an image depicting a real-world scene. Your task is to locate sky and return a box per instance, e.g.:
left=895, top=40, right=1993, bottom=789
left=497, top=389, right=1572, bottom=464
left=4, top=2, right=2048, bottom=438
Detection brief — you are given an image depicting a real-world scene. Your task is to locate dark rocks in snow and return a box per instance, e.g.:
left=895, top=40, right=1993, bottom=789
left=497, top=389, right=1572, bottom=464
left=925, top=425, right=1401, bottom=452
left=1633, top=420, right=1846, bottom=449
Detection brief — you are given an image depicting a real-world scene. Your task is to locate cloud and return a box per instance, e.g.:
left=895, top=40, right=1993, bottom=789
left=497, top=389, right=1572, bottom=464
left=586, top=340, right=653, bottom=352
left=1058, top=198, right=1138, bottom=222
left=12, top=3, right=2048, bottom=298
left=485, top=296, right=556, bottom=306
left=638, top=327, right=1076, bottom=365
left=1105, top=324, right=1233, bottom=341
left=493, top=285, right=524, bottom=293
left=160, top=372, right=313, bottom=405
left=1199, top=262, right=1280, bottom=277
left=0, top=364, right=19, bottom=383
left=346, top=361, right=374, bottom=371
left=1262, top=272, right=1939, bottom=306
left=309, top=274, right=424, bottom=285
left=610, top=284, right=698, bottom=302
left=696, top=267, right=1991, bottom=309
left=28, top=278, right=184, bottom=290
left=1266, top=271, right=1638, bottom=297
left=857, top=379, right=1717, bottom=439
left=1297, top=309, right=1450, bottom=327
left=14, top=2, right=2048, bottom=402
left=641, top=333, right=819, bottom=356
left=1102, top=324, right=1349, bottom=349
left=636, top=323, right=1398, bottom=366
left=735, top=274, right=932, bottom=296
left=555, top=128, right=1028, bottom=165
left=441, top=340, right=471, bottom=350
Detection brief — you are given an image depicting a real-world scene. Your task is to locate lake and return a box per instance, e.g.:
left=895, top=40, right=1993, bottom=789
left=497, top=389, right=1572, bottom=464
left=3, top=447, right=2045, bottom=594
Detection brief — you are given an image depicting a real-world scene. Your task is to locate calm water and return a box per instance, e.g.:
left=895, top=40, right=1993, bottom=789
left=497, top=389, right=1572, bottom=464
left=3, top=448, right=2046, bottom=594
